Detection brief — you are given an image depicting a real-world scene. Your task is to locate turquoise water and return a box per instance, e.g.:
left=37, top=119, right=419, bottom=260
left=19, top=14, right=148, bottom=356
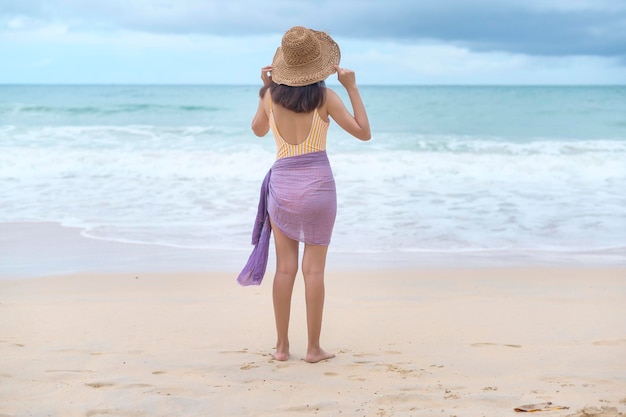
left=1, top=85, right=625, bottom=263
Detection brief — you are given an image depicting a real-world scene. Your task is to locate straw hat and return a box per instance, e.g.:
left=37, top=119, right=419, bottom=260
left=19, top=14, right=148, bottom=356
left=271, top=26, right=341, bottom=87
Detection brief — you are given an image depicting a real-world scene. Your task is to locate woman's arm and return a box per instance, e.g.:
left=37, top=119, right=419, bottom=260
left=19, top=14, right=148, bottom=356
left=251, top=94, right=270, bottom=137
left=327, top=66, right=371, bottom=141
left=251, top=66, right=272, bottom=137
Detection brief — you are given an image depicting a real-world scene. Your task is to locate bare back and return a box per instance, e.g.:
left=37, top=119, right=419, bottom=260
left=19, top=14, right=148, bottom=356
left=268, top=95, right=330, bottom=159
left=270, top=101, right=330, bottom=145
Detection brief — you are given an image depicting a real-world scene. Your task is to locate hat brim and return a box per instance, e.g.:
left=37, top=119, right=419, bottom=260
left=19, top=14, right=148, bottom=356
left=271, top=30, right=341, bottom=87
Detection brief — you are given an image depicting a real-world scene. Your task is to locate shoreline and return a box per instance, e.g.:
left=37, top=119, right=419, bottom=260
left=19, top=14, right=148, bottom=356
left=2, top=221, right=625, bottom=279
left=1, top=268, right=625, bottom=416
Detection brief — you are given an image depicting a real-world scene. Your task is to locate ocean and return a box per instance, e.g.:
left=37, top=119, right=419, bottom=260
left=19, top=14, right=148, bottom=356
left=1, top=84, right=625, bottom=268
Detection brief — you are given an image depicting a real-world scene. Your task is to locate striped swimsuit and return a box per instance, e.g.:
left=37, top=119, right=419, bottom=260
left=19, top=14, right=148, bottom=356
left=269, top=98, right=329, bottom=159
left=238, top=96, right=337, bottom=285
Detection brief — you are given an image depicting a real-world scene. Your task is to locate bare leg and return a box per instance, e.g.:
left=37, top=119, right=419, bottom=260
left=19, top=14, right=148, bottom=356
left=302, top=243, right=335, bottom=363
left=269, top=220, right=299, bottom=361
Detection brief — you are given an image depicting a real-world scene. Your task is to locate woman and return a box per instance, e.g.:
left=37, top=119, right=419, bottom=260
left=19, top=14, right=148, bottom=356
left=238, top=26, right=370, bottom=363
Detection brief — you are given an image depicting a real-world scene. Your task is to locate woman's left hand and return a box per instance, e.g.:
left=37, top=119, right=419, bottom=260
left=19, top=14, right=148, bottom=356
left=261, top=66, right=273, bottom=86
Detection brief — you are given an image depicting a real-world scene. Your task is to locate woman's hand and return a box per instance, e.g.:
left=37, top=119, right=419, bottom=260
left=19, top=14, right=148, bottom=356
left=334, top=65, right=357, bottom=89
left=261, top=66, right=273, bottom=87
left=328, top=65, right=370, bottom=141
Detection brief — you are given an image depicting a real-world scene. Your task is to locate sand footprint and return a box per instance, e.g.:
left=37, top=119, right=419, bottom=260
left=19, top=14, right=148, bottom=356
left=46, top=369, right=94, bottom=374
left=352, top=352, right=377, bottom=364
left=471, top=342, right=522, bottom=348
left=86, top=409, right=138, bottom=417
left=593, top=339, right=626, bottom=346
left=0, top=340, right=25, bottom=348
left=123, top=383, right=152, bottom=389
left=444, top=390, right=461, bottom=400
left=353, top=352, right=378, bottom=358
left=219, top=349, right=249, bottom=354
left=87, top=410, right=114, bottom=416
left=85, top=382, right=116, bottom=389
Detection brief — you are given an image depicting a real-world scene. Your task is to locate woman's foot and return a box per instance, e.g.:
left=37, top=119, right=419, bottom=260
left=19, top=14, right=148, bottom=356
left=271, top=349, right=290, bottom=361
left=271, top=342, right=290, bottom=361
left=305, top=348, right=335, bottom=363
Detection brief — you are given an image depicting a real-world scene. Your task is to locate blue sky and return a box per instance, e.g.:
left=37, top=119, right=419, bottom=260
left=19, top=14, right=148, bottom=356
left=2, top=0, right=626, bottom=85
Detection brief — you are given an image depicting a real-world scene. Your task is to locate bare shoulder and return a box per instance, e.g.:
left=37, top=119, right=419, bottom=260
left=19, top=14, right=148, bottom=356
left=325, top=88, right=343, bottom=109
left=325, top=87, right=348, bottom=113
left=326, top=87, right=340, bottom=101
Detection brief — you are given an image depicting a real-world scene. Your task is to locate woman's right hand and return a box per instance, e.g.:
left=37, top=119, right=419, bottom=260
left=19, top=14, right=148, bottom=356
left=328, top=65, right=370, bottom=141
left=334, top=65, right=357, bottom=89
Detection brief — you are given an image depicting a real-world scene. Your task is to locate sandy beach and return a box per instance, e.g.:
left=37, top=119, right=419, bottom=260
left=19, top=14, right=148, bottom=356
left=3, top=54, right=626, bottom=417
left=1, top=267, right=625, bottom=417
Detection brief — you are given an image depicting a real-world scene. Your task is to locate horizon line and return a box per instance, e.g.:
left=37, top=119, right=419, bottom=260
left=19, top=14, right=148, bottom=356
left=1, top=82, right=624, bottom=87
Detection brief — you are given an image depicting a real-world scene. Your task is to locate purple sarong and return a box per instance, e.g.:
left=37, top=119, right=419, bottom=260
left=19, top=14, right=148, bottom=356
left=237, top=151, right=337, bottom=286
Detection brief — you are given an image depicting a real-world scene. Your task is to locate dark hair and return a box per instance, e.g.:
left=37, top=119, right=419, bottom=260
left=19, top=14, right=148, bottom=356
left=259, top=81, right=326, bottom=113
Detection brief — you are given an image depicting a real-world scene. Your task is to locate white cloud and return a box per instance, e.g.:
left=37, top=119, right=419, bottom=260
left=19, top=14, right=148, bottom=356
left=1, top=0, right=625, bottom=84
left=341, top=38, right=626, bottom=85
